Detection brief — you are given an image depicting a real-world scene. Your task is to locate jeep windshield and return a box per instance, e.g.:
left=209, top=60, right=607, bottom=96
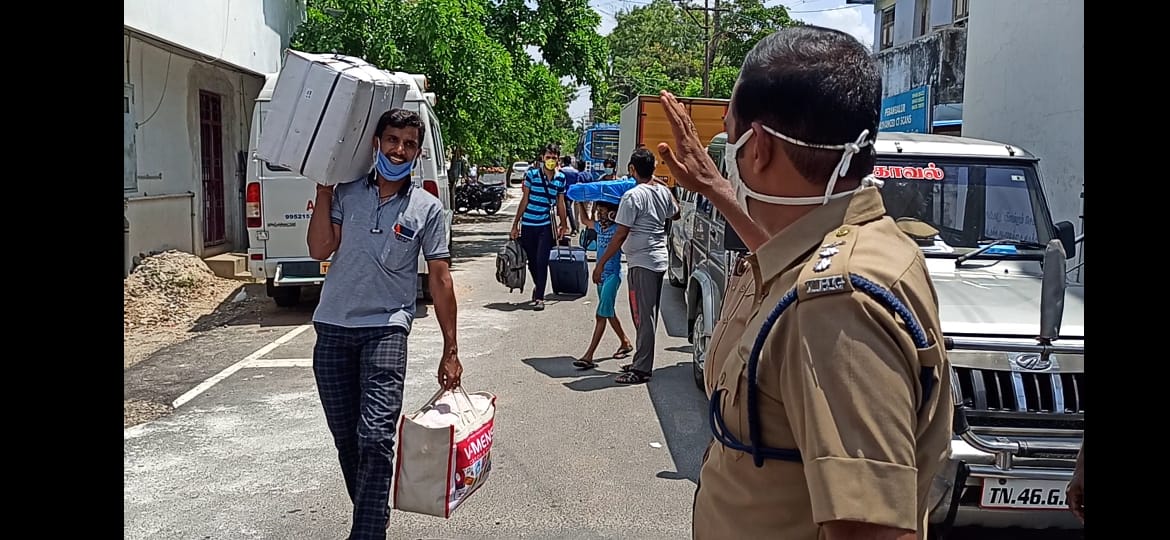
left=874, top=158, right=1055, bottom=259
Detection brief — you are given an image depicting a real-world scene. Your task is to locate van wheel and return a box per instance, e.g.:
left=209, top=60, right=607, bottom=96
left=692, top=313, right=708, bottom=390
left=271, top=285, right=301, bottom=308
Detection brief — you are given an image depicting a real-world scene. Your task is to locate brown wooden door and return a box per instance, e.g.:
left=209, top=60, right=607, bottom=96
left=199, top=91, right=226, bottom=246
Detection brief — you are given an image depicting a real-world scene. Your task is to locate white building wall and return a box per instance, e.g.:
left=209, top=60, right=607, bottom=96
left=123, top=0, right=304, bottom=76
left=962, top=0, right=1084, bottom=281
left=872, top=0, right=959, bottom=52
left=124, top=0, right=303, bottom=265
left=125, top=36, right=265, bottom=259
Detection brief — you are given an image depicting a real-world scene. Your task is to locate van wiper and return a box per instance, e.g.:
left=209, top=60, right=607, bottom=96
left=955, top=238, right=1048, bottom=267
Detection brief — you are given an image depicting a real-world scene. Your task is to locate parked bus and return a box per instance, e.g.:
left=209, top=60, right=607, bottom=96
left=575, top=123, right=620, bottom=173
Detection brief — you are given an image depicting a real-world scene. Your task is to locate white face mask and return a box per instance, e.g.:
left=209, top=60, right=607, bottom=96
left=724, top=125, right=883, bottom=207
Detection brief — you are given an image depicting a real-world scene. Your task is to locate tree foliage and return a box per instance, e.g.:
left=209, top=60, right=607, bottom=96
left=593, top=0, right=799, bottom=124
left=292, top=0, right=604, bottom=165
left=290, top=0, right=800, bottom=160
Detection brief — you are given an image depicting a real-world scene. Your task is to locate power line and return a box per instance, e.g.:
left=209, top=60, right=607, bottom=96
left=674, top=0, right=731, bottom=98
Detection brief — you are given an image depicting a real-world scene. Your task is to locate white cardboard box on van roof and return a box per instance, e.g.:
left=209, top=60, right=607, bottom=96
left=258, top=50, right=410, bottom=185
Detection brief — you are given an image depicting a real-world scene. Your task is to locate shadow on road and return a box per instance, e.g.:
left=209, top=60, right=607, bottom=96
left=484, top=301, right=536, bottom=312
left=645, top=361, right=709, bottom=484
left=190, top=283, right=317, bottom=331
left=520, top=355, right=629, bottom=392
left=451, top=232, right=509, bottom=263
left=660, top=283, right=690, bottom=339
left=545, top=292, right=587, bottom=302
left=520, top=355, right=583, bottom=379
left=453, top=211, right=508, bottom=225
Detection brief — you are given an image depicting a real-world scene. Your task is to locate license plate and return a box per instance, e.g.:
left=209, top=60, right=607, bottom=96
left=320, top=261, right=331, bottom=275
left=980, top=478, right=1068, bottom=509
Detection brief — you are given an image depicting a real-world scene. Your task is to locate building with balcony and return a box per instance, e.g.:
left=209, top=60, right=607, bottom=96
left=124, top=0, right=305, bottom=275
left=851, top=0, right=970, bottom=135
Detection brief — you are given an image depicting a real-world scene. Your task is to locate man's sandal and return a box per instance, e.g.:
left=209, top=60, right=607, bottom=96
left=573, top=358, right=598, bottom=370
left=615, top=370, right=651, bottom=385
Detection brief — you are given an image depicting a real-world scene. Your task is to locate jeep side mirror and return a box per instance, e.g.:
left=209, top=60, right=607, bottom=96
left=1054, top=221, right=1076, bottom=259
left=1039, top=239, right=1067, bottom=343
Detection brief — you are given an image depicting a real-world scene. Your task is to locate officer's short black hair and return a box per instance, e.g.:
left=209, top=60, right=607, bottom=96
left=603, top=158, right=616, bottom=168
left=629, top=148, right=656, bottom=179
left=732, top=25, right=880, bottom=182
left=561, top=156, right=573, bottom=167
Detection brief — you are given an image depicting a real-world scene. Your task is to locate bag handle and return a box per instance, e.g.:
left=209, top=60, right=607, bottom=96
left=421, top=386, right=484, bottom=426
left=450, top=386, right=484, bottom=423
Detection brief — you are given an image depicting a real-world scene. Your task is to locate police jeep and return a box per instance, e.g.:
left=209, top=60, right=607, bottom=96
left=685, top=132, right=1084, bottom=534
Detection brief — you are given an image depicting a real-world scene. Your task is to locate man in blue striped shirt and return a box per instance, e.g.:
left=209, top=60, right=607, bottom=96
left=510, top=142, right=570, bottom=310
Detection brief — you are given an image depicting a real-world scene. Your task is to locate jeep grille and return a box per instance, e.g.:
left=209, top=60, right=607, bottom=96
left=951, top=367, right=1084, bottom=431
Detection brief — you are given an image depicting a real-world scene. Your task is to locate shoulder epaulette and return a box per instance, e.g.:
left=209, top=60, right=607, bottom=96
left=796, top=225, right=859, bottom=301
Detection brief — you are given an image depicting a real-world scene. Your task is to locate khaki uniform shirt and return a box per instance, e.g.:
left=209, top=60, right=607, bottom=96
left=692, top=187, right=953, bottom=539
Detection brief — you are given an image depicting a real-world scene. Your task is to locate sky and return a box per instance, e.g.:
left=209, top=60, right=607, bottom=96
left=558, top=0, right=876, bottom=126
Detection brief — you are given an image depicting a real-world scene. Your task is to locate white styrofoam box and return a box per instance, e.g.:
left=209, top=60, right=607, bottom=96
left=258, top=50, right=410, bottom=185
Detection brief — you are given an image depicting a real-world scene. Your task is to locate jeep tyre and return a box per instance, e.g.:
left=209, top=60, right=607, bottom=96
left=692, top=312, right=708, bottom=390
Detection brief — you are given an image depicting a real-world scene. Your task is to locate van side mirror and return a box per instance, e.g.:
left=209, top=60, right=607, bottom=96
left=1054, top=221, right=1076, bottom=259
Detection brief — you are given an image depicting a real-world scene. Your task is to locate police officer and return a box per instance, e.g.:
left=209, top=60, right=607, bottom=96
left=657, top=26, right=953, bottom=539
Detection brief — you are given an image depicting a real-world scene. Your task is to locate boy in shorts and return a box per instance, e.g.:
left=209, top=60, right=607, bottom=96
left=573, top=200, right=633, bottom=369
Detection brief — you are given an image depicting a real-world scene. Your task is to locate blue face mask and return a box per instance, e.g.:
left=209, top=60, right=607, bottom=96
left=375, top=149, right=414, bottom=181
left=603, top=167, right=614, bottom=175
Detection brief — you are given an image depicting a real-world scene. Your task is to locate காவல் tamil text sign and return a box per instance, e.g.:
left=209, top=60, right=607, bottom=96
left=879, top=86, right=930, bottom=134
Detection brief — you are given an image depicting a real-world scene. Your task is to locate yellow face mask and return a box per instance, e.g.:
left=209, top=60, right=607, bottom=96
left=544, top=158, right=558, bottom=171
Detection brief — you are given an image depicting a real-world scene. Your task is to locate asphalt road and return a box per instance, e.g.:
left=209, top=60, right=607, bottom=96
left=123, top=191, right=1083, bottom=540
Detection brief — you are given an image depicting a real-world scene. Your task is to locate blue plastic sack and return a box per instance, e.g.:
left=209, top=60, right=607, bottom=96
left=566, top=178, right=637, bottom=205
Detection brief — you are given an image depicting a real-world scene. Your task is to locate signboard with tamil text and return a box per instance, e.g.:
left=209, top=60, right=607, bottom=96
left=879, top=86, right=930, bottom=134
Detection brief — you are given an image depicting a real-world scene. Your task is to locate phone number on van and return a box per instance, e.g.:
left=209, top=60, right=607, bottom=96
left=284, top=213, right=312, bottom=220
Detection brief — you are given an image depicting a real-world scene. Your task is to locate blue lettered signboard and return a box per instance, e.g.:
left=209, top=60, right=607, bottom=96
left=879, top=86, right=930, bottom=133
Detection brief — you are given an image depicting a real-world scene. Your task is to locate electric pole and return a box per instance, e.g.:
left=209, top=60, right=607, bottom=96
left=678, top=0, right=729, bottom=98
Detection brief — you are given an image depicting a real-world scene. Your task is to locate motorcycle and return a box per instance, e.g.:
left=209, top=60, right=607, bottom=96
left=453, top=179, right=506, bottom=215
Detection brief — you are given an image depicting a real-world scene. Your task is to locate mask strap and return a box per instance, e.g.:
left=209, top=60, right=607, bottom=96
left=757, top=126, right=873, bottom=205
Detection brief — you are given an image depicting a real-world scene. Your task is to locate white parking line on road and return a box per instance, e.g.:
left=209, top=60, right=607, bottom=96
left=171, top=324, right=311, bottom=409
left=245, top=358, right=314, bottom=368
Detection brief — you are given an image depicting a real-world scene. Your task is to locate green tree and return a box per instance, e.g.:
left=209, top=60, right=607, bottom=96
left=292, top=0, right=606, bottom=165
left=293, top=0, right=406, bottom=69
left=595, top=0, right=799, bottom=123
left=394, top=0, right=516, bottom=162
left=486, top=0, right=610, bottom=123
left=712, top=0, right=799, bottom=70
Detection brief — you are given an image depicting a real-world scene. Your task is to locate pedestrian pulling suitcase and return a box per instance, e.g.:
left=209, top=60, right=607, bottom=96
left=548, top=246, right=589, bottom=296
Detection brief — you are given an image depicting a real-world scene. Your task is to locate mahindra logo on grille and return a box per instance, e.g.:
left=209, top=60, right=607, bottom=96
left=1012, top=353, right=1052, bottom=371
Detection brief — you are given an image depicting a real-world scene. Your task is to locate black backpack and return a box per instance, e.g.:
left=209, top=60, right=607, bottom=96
left=495, top=239, right=528, bottom=292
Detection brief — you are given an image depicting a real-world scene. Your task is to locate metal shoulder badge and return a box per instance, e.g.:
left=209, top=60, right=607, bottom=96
left=797, top=225, right=857, bottom=301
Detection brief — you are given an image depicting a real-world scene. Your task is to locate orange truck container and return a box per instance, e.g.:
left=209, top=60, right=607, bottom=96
left=617, top=94, right=729, bottom=187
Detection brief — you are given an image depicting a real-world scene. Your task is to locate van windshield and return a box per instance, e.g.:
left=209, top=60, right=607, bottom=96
left=874, top=158, right=1053, bottom=256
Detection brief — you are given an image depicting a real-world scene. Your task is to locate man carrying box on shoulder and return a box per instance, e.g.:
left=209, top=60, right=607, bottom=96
left=307, top=108, right=463, bottom=540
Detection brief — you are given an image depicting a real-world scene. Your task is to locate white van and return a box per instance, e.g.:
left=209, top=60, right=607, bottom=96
left=245, top=72, right=453, bottom=307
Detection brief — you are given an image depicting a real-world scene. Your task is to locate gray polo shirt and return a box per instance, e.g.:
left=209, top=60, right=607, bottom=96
left=615, top=182, right=677, bottom=273
left=312, top=177, right=450, bottom=332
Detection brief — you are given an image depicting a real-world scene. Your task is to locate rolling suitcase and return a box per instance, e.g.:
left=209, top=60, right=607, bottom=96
left=548, top=246, right=589, bottom=296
